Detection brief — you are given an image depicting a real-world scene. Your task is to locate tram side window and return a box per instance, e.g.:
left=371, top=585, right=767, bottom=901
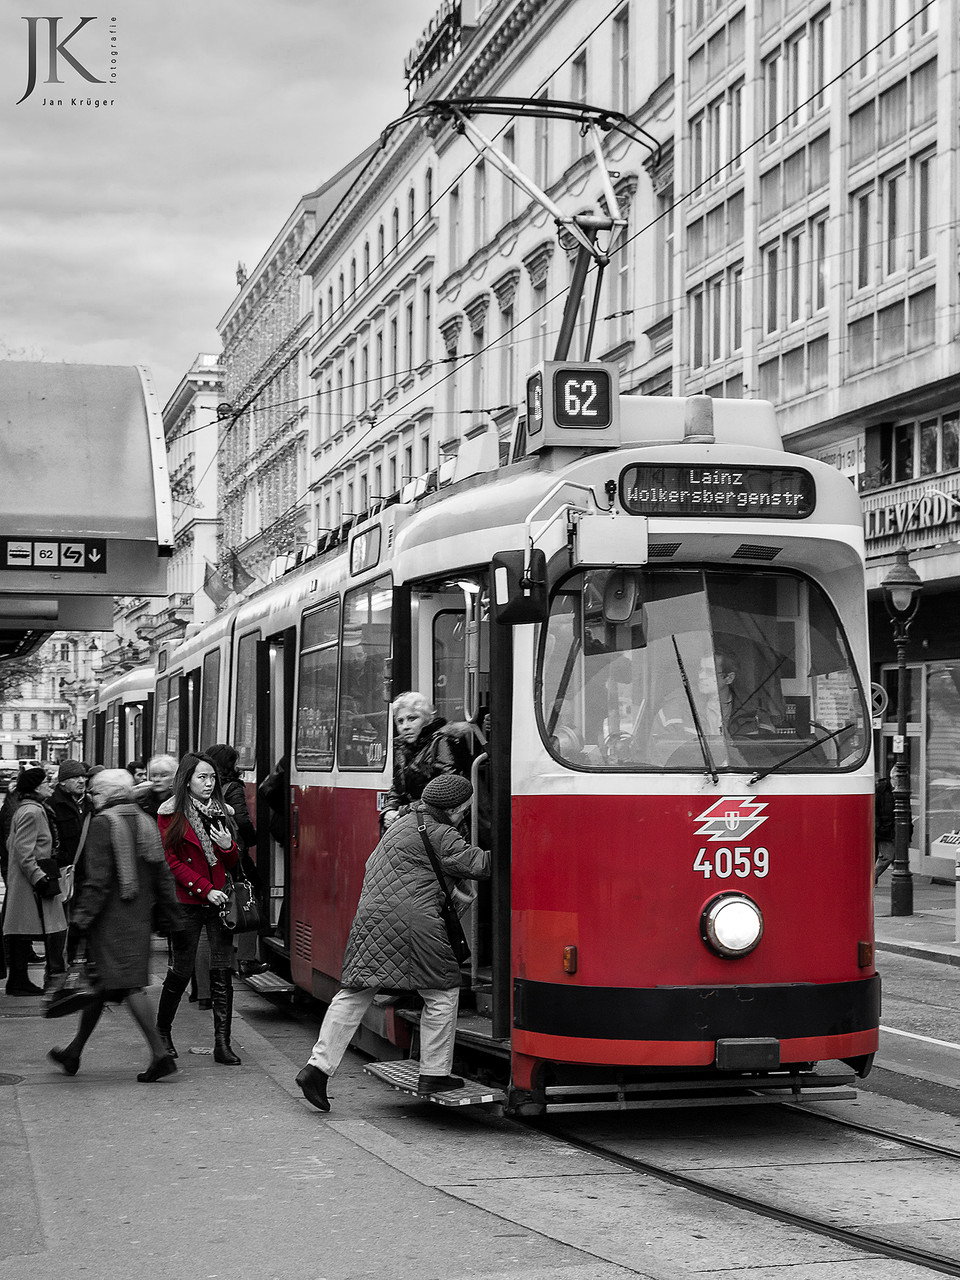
left=337, top=577, right=391, bottom=770
left=234, top=632, right=259, bottom=771
left=539, top=567, right=868, bottom=773
left=153, top=677, right=169, bottom=756
left=165, top=678, right=180, bottom=757
left=297, top=599, right=340, bottom=771
left=433, top=610, right=466, bottom=723
left=199, top=650, right=221, bottom=751
left=103, top=699, right=118, bottom=768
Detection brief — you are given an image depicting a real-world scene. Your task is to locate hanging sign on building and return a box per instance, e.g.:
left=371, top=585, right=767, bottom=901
left=0, top=537, right=107, bottom=573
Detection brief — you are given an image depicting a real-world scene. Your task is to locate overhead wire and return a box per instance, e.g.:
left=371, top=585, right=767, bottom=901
left=216, top=0, right=937, bottom=565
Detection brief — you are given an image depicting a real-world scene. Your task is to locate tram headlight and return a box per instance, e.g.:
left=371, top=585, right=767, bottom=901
left=700, top=893, right=764, bottom=958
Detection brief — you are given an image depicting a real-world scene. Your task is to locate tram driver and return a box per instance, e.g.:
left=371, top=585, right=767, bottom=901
left=654, top=648, right=776, bottom=741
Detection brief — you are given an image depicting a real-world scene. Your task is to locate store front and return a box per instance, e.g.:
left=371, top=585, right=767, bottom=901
left=865, top=474, right=960, bottom=881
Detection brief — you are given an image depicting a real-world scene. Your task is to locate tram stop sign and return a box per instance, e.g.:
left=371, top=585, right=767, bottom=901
left=0, top=361, right=173, bottom=654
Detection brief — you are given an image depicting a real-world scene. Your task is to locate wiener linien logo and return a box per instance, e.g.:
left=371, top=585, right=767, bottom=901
left=693, top=796, right=769, bottom=842
left=16, top=15, right=117, bottom=106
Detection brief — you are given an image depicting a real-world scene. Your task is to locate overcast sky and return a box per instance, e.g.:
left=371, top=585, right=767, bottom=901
left=0, top=1, right=441, bottom=406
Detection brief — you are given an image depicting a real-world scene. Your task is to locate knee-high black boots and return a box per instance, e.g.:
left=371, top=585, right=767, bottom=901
left=156, top=976, right=186, bottom=1059
left=5, top=936, right=43, bottom=996
left=210, top=968, right=241, bottom=1065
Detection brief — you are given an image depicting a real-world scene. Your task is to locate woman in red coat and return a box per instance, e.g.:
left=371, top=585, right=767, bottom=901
left=155, top=753, right=242, bottom=1065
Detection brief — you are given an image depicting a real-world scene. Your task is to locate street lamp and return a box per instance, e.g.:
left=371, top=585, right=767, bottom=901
left=882, top=547, right=923, bottom=917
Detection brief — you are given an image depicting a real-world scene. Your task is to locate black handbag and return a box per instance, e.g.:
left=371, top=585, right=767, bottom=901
left=219, top=874, right=261, bottom=933
left=44, top=960, right=101, bottom=1019
left=418, top=821, right=471, bottom=966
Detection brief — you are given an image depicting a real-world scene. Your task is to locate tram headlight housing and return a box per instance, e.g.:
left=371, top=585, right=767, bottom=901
left=700, top=893, right=764, bottom=958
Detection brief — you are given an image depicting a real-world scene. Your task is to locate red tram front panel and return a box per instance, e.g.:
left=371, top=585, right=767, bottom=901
left=511, top=790, right=878, bottom=1069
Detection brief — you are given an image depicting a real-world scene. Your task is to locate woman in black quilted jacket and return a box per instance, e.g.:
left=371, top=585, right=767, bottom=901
left=295, top=773, right=489, bottom=1112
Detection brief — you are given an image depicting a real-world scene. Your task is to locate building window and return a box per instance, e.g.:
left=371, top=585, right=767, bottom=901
left=422, top=286, right=432, bottom=362
left=377, top=224, right=385, bottom=264
left=786, top=227, right=804, bottom=324
left=656, top=191, right=674, bottom=317
left=503, top=129, right=516, bottom=223
left=613, top=7, right=629, bottom=113
left=658, top=0, right=675, bottom=83
left=425, top=167, right=433, bottom=214
left=499, top=302, right=515, bottom=403
left=407, top=186, right=416, bottom=231
left=572, top=53, right=588, bottom=155
left=450, top=186, right=461, bottom=265
left=390, top=317, right=398, bottom=383
left=763, top=243, right=780, bottom=334
left=915, top=151, right=934, bottom=261
left=475, top=160, right=487, bottom=246
left=691, top=79, right=742, bottom=191
left=535, top=91, right=550, bottom=188
left=405, top=301, right=415, bottom=371
left=882, top=169, right=906, bottom=276
left=854, top=187, right=875, bottom=290
left=763, top=9, right=830, bottom=142
left=812, top=215, right=828, bottom=311
left=363, top=241, right=370, bottom=279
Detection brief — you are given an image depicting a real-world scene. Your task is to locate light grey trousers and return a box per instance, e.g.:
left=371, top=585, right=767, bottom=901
left=307, top=985, right=459, bottom=1076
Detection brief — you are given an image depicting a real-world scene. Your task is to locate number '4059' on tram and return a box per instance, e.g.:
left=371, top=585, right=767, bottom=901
left=149, top=362, right=877, bottom=1113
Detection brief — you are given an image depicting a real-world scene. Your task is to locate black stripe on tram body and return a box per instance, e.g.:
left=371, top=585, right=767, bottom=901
left=513, top=976, right=881, bottom=1042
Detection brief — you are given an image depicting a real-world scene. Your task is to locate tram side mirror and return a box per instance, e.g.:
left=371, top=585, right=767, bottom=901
left=491, top=550, right=548, bottom=625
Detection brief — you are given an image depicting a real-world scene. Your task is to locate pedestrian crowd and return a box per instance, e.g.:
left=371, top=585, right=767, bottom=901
left=2, top=689, right=491, bottom=1115
left=0, top=746, right=266, bottom=1082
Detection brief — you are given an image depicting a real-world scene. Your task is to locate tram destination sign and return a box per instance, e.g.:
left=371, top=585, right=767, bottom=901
left=619, top=464, right=815, bottom=519
left=0, top=537, right=107, bottom=573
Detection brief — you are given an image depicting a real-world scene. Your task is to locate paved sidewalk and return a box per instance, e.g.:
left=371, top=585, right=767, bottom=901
left=874, top=873, right=960, bottom=966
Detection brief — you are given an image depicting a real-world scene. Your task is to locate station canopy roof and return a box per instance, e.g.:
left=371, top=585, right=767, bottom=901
left=0, top=360, right=173, bottom=657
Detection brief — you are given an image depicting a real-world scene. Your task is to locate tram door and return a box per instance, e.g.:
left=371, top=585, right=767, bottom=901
left=408, top=576, right=493, bottom=990
left=256, top=630, right=295, bottom=944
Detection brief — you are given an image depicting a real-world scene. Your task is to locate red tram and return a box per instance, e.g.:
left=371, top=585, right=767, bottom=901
left=135, top=363, right=877, bottom=1112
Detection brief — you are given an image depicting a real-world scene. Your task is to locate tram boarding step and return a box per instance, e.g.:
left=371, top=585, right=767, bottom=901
left=241, top=970, right=295, bottom=997
left=364, top=1059, right=506, bottom=1107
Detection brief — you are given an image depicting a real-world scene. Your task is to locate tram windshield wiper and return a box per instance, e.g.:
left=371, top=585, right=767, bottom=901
left=749, top=722, right=856, bottom=784
left=672, top=636, right=718, bottom=785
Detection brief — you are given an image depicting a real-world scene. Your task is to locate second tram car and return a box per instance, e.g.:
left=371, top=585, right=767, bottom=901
left=83, top=666, right=154, bottom=770
left=115, top=367, right=878, bottom=1112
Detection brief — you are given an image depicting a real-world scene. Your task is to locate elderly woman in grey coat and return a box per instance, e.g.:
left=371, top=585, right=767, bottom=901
left=296, top=772, right=489, bottom=1112
left=47, top=769, right=182, bottom=1083
left=3, top=767, right=66, bottom=996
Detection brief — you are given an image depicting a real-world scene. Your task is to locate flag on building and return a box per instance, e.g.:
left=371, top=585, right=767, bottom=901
left=229, top=549, right=257, bottom=593
left=202, top=560, right=231, bottom=608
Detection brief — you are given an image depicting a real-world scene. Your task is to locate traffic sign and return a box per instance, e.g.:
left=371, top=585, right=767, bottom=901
left=0, top=537, right=107, bottom=573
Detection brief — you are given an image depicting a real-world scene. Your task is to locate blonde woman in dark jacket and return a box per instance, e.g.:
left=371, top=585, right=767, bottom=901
left=296, top=773, right=488, bottom=1112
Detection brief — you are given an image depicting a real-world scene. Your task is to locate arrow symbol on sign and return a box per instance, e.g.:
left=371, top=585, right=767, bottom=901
left=88, top=549, right=102, bottom=563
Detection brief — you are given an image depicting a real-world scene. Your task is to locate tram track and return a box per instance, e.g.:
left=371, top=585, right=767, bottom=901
left=526, top=1106, right=960, bottom=1277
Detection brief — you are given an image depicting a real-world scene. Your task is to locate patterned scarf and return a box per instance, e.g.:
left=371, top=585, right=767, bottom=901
left=185, top=797, right=228, bottom=868
left=100, top=802, right=167, bottom=901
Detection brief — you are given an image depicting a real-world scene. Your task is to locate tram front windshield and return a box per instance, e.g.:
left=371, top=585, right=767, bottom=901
left=539, top=568, right=869, bottom=773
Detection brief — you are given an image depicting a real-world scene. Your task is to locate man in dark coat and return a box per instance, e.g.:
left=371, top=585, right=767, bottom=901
left=295, top=773, right=489, bottom=1112
left=49, top=760, right=93, bottom=871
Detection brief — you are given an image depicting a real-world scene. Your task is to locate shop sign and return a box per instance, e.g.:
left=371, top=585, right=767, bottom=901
left=862, top=481, right=960, bottom=548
